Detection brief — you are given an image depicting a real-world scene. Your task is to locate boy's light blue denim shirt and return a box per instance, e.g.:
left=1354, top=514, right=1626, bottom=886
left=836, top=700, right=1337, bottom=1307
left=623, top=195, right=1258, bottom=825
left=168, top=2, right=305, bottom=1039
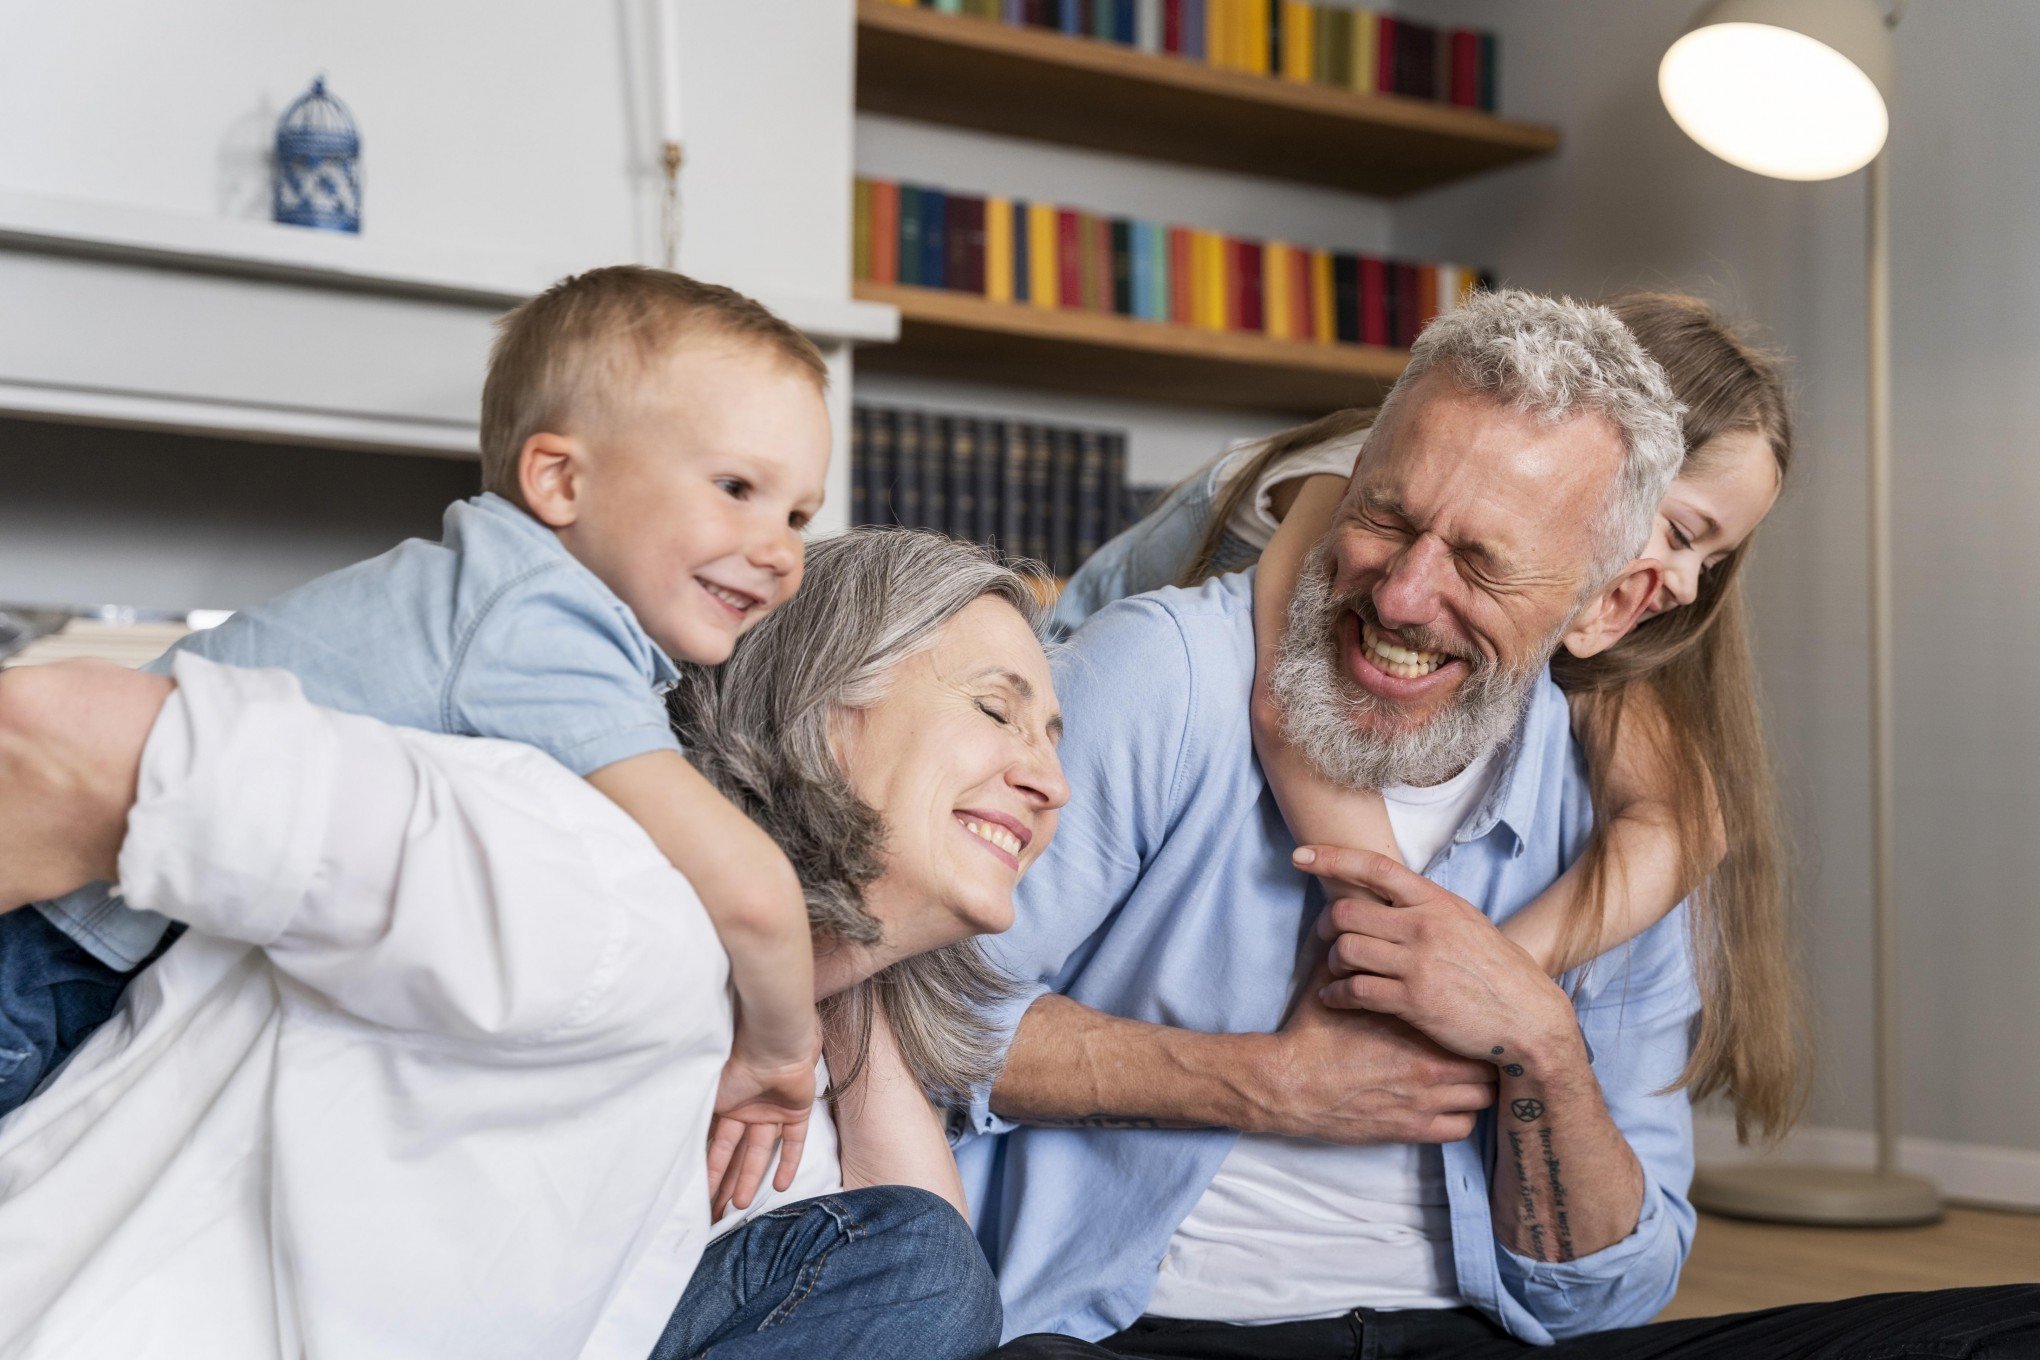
left=39, top=492, right=682, bottom=969
left=957, top=570, right=1701, bottom=1345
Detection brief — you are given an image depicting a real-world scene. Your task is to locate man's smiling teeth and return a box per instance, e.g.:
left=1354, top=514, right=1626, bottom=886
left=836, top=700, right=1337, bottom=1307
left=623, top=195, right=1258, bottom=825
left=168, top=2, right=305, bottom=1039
left=1361, top=620, right=1449, bottom=679
left=962, top=819, right=1022, bottom=857
left=701, top=581, right=756, bottom=613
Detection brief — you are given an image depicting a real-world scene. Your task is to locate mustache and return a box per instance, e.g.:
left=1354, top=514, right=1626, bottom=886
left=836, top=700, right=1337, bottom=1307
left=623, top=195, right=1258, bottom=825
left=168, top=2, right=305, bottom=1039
left=1335, top=589, right=1482, bottom=673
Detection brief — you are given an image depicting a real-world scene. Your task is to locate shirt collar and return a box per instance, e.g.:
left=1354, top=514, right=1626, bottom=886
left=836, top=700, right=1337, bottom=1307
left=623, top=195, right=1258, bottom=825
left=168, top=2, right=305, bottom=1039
left=457, top=493, right=683, bottom=687
left=1452, top=668, right=1572, bottom=859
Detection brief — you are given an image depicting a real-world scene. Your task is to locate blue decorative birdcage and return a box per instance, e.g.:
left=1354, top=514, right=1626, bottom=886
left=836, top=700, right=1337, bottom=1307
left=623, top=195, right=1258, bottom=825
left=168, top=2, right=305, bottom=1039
left=272, top=76, right=361, bottom=233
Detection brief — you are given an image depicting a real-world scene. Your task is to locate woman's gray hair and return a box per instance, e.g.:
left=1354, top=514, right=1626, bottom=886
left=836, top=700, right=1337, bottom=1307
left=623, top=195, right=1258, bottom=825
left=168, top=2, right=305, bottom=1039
left=666, top=527, right=1047, bottom=1104
left=1380, top=288, right=1686, bottom=585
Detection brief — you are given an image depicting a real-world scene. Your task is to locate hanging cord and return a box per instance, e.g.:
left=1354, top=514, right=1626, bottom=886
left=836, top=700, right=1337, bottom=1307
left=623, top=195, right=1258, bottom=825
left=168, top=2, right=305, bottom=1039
left=660, top=140, right=685, bottom=271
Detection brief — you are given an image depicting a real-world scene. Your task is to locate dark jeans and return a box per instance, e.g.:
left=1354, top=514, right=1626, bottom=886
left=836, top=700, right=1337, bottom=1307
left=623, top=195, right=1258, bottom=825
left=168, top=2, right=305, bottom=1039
left=0, top=906, right=139, bottom=1115
left=989, top=1286, right=2040, bottom=1360
left=652, top=1185, right=1002, bottom=1360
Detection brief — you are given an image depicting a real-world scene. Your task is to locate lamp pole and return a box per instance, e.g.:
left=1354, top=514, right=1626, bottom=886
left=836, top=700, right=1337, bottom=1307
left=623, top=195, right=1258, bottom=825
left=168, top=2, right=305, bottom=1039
left=1866, top=147, right=1899, bottom=1179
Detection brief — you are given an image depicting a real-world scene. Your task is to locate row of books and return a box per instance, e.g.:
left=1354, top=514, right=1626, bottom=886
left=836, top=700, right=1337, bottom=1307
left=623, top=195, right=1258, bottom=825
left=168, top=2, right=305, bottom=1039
left=854, top=176, right=1490, bottom=349
left=852, top=405, right=1130, bottom=577
left=880, top=0, right=1498, bottom=110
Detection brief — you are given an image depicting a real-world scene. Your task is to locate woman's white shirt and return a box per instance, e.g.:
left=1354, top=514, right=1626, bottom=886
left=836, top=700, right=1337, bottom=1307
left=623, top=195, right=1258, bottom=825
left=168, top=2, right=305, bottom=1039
left=0, top=656, right=734, bottom=1360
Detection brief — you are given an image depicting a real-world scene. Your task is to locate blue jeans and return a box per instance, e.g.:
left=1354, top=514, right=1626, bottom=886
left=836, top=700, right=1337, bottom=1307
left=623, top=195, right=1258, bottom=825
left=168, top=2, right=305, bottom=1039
left=0, top=906, right=137, bottom=1116
left=651, top=1185, right=1001, bottom=1360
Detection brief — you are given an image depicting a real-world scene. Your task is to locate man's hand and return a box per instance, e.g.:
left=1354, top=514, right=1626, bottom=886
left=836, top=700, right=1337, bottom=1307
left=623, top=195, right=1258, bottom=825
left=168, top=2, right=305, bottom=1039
left=1258, top=963, right=1497, bottom=1145
left=0, top=661, right=171, bottom=910
left=1299, top=844, right=1577, bottom=1067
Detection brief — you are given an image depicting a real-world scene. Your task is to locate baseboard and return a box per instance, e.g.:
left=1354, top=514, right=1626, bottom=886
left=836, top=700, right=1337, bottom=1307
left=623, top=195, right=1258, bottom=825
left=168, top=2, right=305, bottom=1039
left=1693, top=1115, right=2040, bottom=1211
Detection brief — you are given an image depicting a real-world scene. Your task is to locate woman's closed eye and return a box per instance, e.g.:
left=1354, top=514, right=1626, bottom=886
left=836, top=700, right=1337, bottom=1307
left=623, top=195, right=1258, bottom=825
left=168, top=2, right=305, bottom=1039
left=1666, top=519, right=1695, bottom=552
left=975, top=700, right=1011, bottom=726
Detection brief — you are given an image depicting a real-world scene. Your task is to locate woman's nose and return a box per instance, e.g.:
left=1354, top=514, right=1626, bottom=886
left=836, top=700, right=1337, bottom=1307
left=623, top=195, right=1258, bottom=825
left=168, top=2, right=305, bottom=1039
left=1012, top=741, right=1071, bottom=812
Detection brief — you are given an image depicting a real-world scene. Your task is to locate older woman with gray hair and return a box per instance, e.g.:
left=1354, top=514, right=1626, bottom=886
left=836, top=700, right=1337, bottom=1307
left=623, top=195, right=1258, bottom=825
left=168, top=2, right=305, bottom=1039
left=657, top=526, right=1069, bottom=1356
left=0, top=528, right=1065, bottom=1360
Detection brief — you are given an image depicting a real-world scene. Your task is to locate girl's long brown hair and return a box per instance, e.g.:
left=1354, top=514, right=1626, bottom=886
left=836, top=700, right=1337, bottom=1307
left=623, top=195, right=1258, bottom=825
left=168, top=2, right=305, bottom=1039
left=1178, top=292, right=1808, bottom=1143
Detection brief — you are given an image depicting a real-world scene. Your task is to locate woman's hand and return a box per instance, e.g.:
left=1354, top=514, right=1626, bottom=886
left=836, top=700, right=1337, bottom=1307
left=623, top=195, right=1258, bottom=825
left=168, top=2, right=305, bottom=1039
left=0, top=660, right=170, bottom=909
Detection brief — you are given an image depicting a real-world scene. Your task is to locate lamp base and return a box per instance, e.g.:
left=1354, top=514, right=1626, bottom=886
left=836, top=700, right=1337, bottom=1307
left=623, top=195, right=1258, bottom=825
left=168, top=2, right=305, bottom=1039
left=1691, top=1163, right=1942, bottom=1227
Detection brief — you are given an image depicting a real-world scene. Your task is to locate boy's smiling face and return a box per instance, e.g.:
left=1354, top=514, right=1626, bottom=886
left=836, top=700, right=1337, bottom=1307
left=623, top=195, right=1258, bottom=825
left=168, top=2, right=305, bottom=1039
left=526, top=340, right=831, bottom=666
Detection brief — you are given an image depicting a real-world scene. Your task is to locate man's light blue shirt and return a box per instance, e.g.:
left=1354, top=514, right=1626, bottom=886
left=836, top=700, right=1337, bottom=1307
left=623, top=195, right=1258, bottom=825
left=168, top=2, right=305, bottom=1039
left=956, top=570, right=1701, bottom=1345
left=39, top=492, right=682, bottom=968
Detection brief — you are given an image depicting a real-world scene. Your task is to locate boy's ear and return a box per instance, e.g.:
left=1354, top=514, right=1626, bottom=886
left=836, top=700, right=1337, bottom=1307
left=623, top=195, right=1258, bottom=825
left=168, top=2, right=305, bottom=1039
left=517, top=433, right=586, bottom=529
left=1562, top=558, right=1661, bottom=660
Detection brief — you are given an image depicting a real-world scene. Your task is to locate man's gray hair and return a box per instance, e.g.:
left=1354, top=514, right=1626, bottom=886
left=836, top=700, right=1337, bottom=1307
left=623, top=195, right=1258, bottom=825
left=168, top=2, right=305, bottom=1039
left=1381, top=288, right=1686, bottom=583
left=666, top=527, right=1045, bottom=1104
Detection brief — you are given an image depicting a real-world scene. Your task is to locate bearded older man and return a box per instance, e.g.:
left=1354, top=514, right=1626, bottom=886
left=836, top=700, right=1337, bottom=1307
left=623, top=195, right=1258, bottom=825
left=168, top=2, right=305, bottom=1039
left=957, top=292, right=2040, bottom=1360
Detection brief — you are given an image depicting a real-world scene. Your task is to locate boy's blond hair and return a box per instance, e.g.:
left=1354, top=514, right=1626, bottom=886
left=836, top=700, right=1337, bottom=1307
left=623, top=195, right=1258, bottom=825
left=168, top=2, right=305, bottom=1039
left=479, top=266, right=829, bottom=502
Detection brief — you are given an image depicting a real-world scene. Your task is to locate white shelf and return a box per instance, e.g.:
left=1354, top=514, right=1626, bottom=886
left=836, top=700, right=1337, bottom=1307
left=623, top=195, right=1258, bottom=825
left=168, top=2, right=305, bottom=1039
left=0, top=191, right=899, bottom=346
left=0, top=191, right=898, bottom=459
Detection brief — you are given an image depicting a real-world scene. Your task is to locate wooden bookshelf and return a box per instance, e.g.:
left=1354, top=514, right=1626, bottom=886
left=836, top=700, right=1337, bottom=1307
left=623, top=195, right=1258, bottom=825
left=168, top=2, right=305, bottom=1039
left=853, top=280, right=1408, bottom=413
left=855, top=1, right=1559, bottom=197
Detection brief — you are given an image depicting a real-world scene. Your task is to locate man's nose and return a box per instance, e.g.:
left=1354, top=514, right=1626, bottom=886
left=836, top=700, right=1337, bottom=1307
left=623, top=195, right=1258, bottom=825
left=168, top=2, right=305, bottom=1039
left=1371, top=535, right=1454, bottom=631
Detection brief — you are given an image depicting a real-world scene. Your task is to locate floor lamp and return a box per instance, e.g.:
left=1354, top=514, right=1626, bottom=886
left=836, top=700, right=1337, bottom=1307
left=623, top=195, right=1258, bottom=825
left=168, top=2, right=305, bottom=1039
left=1658, top=0, right=1940, bottom=1226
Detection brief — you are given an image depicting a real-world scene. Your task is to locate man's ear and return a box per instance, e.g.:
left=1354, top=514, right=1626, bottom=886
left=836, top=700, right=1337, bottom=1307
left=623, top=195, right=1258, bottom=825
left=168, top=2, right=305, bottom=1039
left=517, top=433, right=586, bottom=529
left=1562, top=559, right=1661, bottom=659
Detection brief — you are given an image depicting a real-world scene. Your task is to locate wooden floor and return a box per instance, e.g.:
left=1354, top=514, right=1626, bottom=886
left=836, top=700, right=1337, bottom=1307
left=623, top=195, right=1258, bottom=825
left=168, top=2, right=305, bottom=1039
left=1662, top=1208, right=2040, bottom=1320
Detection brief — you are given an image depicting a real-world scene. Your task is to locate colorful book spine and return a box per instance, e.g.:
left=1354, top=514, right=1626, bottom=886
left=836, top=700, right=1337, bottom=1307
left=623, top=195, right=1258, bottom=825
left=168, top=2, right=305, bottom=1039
left=855, top=174, right=1482, bottom=352
left=905, top=0, right=1496, bottom=108
left=1057, top=209, right=1084, bottom=308
left=986, top=195, right=1014, bottom=303
left=1028, top=202, right=1059, bottom=309
left=1349, top=8, right=1376, bottom=94
left=1008, top=198, right=1029, bottom=304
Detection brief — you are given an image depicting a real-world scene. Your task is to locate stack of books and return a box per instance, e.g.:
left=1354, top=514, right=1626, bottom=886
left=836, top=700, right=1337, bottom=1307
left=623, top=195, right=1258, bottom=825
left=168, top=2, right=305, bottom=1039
left=852, top=405, right=1130, bottom=577
left=880, top=0, right=1499, bottom=110
left=854, top=176, right=1489, bottom=349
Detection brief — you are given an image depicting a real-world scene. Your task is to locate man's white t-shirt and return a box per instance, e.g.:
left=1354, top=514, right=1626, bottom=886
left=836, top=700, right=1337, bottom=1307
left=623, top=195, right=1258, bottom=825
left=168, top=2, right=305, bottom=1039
left=1148, top=748, right=1500, bottom=1325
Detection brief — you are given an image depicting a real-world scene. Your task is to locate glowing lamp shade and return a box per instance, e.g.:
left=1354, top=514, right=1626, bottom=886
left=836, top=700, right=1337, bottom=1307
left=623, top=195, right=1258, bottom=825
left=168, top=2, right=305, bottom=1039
left=1659, top=0, right=1893, bottom=181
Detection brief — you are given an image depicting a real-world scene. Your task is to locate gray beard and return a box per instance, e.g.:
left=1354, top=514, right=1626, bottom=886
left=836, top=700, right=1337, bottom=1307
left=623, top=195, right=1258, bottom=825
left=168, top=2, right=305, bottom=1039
left=1267, top=544, right=1553, bottom=790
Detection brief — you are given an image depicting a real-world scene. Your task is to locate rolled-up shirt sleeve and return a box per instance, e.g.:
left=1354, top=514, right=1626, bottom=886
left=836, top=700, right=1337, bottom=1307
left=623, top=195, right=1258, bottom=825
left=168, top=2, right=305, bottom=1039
left=118, top=652, right=722, bottom=1049
left=964, top=595, right=1197, bottom=1139
left=1489, top=912, right=1702, bottom=1338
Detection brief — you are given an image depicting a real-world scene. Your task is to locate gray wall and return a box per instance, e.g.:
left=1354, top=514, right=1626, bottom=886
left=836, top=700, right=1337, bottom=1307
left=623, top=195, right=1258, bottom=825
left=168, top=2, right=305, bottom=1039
left=1394, top=0, right=2040, bottom=1158
left=0, top=418, right=476, bottom=612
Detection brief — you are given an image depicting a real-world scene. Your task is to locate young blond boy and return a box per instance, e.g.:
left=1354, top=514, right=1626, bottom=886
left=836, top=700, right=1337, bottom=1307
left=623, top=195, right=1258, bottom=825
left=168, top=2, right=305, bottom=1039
left=8, top=268, right=828, bottom=1162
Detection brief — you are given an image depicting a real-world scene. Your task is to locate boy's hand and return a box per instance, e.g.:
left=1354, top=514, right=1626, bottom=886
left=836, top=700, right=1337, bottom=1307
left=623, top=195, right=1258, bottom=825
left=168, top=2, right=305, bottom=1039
left=705, top=1025, right=822, bottom=1217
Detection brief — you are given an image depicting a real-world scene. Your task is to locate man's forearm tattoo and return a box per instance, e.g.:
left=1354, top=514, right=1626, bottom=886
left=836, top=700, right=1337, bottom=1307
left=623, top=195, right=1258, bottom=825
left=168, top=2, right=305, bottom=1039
left=1505, top=1129, right=1548, bottom=1259
left=1023, top=1113, right=1167, bottom=1130
left=1539, top=1126, right=1577, bottom=1262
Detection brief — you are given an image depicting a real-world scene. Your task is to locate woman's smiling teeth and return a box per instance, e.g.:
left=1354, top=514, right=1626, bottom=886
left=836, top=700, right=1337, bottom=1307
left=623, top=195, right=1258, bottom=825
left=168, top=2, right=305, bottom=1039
left=1361, top=619, right=1450, bottom=679
left=960, top=816, right=1023, bottom=858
